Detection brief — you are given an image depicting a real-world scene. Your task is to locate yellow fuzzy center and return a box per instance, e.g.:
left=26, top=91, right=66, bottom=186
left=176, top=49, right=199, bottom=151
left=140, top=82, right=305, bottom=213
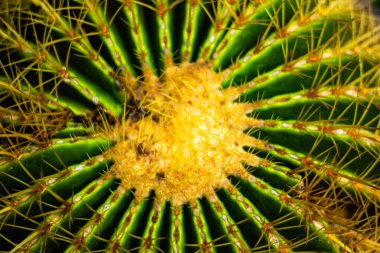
left=107, top=63, right=263, bottom=205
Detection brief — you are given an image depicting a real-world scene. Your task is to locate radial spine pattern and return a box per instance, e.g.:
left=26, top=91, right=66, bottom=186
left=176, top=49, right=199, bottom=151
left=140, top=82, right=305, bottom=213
left=0, top=0, right=379, bottom=252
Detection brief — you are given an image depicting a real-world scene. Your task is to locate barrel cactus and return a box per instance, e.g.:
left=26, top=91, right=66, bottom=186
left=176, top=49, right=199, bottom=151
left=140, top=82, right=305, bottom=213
left=0, top=0, right=379, bottom=252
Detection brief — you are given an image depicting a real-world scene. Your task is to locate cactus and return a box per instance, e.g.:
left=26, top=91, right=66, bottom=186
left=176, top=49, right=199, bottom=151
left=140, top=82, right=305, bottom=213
left=0, top=0, right=379, bottom=252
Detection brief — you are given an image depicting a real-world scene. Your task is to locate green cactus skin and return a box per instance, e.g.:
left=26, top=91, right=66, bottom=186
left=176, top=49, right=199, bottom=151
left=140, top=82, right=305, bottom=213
left=0, top=0, right=379, bottom=252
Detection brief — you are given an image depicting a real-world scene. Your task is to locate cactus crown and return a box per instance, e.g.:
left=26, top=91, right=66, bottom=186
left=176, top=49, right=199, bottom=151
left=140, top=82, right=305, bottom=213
left=107, top=63, right=262, bottom=206
left=0, top=0, right=379, bottom=252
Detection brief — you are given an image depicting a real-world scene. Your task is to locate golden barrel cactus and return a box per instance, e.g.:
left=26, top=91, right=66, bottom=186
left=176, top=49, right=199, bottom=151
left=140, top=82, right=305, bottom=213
left=0, top=0, right=379, bottom=252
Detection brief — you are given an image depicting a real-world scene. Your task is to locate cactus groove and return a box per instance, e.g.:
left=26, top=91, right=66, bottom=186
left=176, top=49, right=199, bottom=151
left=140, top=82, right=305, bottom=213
left=0, top=0, right=379, bottom=252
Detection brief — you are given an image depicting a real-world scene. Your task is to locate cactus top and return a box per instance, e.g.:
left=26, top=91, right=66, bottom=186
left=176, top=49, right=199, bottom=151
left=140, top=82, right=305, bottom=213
left=107, top=63, right=263, bottom=205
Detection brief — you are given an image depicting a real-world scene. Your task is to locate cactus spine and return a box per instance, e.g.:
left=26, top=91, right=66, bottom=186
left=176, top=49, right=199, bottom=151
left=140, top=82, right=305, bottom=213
left=0, top=0, right=379, bottom=252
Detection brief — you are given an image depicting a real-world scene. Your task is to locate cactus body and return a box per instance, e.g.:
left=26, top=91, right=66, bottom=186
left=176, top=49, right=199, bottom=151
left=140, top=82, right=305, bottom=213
left=0, top=0, right=379, bottom=252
